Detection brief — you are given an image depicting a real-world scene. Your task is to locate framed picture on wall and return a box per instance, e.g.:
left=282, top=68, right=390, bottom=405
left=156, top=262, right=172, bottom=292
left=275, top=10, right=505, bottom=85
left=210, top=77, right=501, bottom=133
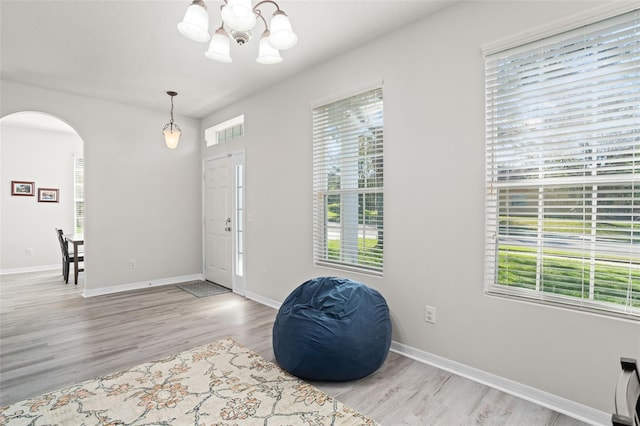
left=11, top=181, right=35, bottom=196
left=38, top=188, right=59, bottom=203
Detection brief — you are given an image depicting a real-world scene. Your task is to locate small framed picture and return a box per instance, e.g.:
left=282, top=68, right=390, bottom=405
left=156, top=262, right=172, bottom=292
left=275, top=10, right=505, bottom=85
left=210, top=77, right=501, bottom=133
left=38, top=188, right=59, bottom=203
left=11, top=181, right=35, bottom=196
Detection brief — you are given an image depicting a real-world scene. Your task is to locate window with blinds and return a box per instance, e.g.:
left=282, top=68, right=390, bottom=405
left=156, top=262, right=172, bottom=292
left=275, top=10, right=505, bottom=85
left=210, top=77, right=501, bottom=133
left=484, top=9, right=639, bottom=319
left=74, top=156, right=84, bottom=234
left=313, top=87, right=384, bottom=275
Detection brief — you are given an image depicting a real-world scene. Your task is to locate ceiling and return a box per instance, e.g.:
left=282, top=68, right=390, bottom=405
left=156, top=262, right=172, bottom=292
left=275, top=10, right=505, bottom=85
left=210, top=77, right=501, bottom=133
left=0, top=0, right=455, bottom=119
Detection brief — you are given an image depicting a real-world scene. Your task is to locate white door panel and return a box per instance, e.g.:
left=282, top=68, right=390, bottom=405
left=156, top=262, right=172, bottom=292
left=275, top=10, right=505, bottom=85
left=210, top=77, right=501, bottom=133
left=205, top=156, right=232, bottom=288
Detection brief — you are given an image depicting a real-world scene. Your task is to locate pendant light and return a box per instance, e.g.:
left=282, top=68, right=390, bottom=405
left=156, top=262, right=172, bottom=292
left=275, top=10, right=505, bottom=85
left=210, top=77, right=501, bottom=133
left=162, top=91, right=181, bottom=149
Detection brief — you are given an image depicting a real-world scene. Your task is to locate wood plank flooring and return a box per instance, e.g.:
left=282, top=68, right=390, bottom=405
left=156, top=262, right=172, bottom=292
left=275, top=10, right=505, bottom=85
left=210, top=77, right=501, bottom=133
left=0, top=271, right=587, bottom=425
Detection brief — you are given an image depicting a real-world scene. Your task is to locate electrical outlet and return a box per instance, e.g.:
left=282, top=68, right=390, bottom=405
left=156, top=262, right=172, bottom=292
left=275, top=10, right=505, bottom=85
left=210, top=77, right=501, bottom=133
left=129, top=259, right=136, bottom=269
left=425, top=305, right=436, bottom=324
left=25, top=248, right=33, bottom=256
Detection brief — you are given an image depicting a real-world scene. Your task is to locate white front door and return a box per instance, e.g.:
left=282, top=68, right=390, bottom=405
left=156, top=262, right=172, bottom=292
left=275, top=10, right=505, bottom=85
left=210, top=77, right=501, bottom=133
left=204, top=156, right=233, bottom=288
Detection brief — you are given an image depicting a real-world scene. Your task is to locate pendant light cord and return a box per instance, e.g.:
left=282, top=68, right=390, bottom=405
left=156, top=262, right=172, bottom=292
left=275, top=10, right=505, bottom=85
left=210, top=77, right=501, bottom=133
left=167, top=91, right=178, bottom=132
left=169, top=95, right=175, bottom=131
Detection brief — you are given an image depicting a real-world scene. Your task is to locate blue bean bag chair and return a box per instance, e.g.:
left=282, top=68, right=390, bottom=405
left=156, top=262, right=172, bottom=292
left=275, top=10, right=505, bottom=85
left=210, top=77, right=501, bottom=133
left=272, top=277, right=392, bottom=381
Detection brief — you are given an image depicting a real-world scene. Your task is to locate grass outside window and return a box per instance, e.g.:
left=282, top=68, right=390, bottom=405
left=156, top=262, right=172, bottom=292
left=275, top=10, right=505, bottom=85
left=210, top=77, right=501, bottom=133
left=498, top=245, right=640, bottom=308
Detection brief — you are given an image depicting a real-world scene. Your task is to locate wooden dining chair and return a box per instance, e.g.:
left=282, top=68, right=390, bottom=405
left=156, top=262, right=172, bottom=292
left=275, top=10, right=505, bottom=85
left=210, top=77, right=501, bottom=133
left=55, top=228, right=84, bottom=284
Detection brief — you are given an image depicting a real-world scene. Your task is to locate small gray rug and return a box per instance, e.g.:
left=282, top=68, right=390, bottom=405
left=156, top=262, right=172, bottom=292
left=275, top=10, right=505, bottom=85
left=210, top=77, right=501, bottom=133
left=177, top=281, right=231, bottom=298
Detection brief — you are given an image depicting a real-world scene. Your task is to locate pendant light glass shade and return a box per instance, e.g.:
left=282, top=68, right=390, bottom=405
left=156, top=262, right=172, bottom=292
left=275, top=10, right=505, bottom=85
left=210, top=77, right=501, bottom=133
left=163, top=124, right=181, bottom=149
left=205, top=27, right=232, bottom=63
left=163, top=91, right=181, bottom=149
left=268, top=10, right=297, bottom=50
left=256, top=31, right=282, bottom=64
left=177, top=1, right=210, bottom=42
left=221, top=0, right=256, bottom=32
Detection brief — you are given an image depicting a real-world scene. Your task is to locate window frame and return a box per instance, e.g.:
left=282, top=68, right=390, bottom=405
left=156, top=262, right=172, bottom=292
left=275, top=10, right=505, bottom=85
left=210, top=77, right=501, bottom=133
left=483, top=6, right=640, bottom=320
left=205, top=115, right=244, bottom=147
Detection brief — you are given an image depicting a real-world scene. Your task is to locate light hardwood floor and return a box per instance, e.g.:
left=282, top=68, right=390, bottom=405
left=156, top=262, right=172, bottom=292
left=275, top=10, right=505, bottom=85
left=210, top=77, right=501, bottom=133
left=0, top=271, right=588, bottom=425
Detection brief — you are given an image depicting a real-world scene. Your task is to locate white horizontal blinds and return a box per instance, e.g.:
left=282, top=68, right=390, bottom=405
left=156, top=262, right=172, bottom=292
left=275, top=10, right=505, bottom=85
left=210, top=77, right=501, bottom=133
left=313, top=88, right=384, bottom=274
left=73, top=156, right=84, bottom=234
left=485, top=9, right=640, bottom=318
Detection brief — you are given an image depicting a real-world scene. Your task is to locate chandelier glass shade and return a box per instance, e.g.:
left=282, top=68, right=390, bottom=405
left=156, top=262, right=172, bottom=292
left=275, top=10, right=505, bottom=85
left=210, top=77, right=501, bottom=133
left=205, top=27, right=232, bottom=63
left=256, top=30, right=282, bottom=64
left=221, top=0, right=256, bottom=32
left=162, top=91, right=181, bottom=150
left=268, top=10, right=297, bottom=50
left=177, top=1, right=210, bottom=43
left=178, top=0, right=297, bottom=64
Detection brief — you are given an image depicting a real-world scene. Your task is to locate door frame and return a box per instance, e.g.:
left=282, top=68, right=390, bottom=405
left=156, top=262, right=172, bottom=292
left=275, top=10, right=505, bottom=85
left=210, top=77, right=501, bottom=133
left=202, top=150, right=246, bottom=295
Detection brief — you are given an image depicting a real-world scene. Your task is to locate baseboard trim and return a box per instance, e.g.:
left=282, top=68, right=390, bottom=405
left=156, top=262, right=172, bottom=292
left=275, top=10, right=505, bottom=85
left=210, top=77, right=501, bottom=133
left=82, top=274, right=204, bottom=298
left=0, top=264, right=58, bottom=275
left=390, top=341, right=609, bottom=426
left=244, top=291, right=281, bottom=310
left=231, top=291, right=610, bottom=425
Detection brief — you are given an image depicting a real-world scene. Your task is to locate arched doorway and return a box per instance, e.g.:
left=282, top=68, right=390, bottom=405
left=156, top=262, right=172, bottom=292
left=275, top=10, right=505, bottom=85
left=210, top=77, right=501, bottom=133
left=0, top=112, right=85, bottom=285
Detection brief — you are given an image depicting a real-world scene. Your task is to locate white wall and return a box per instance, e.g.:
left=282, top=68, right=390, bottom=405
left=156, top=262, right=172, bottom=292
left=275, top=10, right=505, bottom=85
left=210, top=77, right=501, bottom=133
left=1, top=121, right=82, bottom=271
left=0, top=81, right=203, bottom=292
left=201, top=0, right=640, bottom=417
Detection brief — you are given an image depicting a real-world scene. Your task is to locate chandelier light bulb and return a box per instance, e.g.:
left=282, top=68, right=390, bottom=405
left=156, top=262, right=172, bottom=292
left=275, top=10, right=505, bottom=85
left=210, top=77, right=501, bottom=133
left=177, top=1, right=211, bottom=42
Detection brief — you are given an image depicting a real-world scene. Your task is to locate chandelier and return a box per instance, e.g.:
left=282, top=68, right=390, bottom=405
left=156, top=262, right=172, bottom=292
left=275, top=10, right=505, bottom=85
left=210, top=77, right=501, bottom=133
left=177, top=0, right=298, bottom=64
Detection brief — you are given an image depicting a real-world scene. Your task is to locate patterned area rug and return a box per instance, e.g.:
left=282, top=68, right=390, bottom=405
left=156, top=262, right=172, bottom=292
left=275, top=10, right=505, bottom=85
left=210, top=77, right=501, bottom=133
left=0, top=338, right=376, bottom=425
left=177, top=280, right=231, bottom=298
